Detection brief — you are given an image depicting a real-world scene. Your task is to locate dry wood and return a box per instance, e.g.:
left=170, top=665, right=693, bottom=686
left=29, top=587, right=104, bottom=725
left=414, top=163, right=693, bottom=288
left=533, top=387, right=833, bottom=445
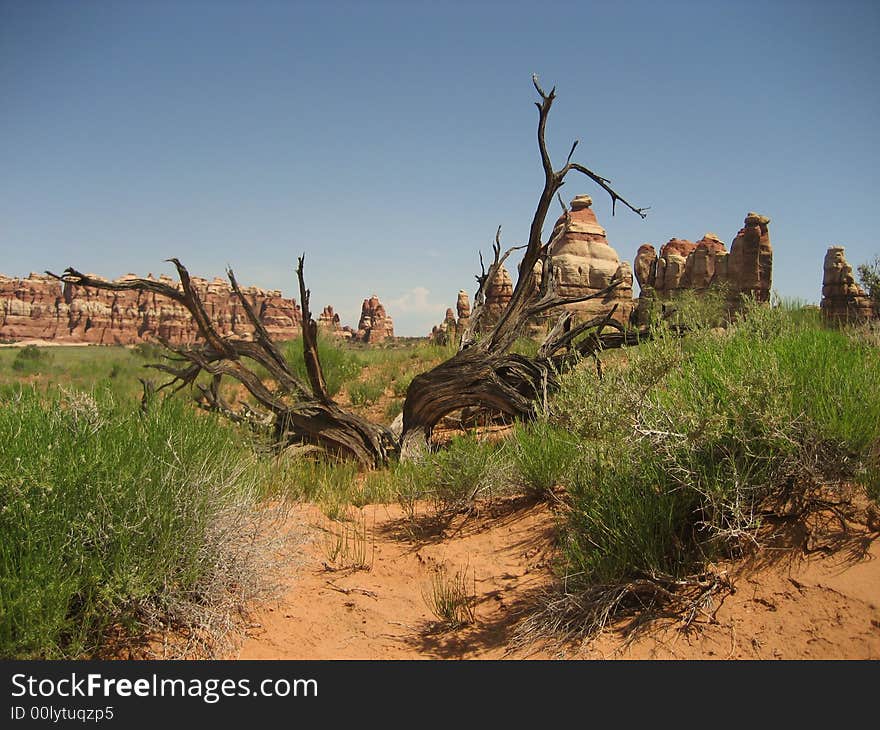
left=48, top=259, right=393, bottom=467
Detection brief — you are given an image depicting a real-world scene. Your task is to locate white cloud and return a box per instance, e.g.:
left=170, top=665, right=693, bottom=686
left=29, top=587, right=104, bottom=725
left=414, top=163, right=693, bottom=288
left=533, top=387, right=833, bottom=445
left=385, top=286, right=447, bottom=316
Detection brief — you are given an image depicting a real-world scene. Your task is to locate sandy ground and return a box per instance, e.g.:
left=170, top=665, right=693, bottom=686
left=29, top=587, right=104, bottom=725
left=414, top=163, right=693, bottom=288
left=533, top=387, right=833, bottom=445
left=231, top=497, right=880, bottom=660
left=0, top=339, right=95, bottom=347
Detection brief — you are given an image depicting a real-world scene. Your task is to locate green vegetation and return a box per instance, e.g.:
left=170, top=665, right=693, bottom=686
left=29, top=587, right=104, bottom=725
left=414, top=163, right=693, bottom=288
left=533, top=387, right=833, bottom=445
left=281, top=335, right=365, bottom=397
left=508, top=420, right=579, bottom=497
left=3, top=302, right=878, bottom=654
left=421, top=563, right=476, bottom=628
left=541, top=303, right=880, bottom=636
left=348, top=377, right=386, bottom=406
left=322, top=512, right=374, bottom=571
left=0, top=386, right=272, bottom=658
left=10, top=344, right=53, bottom=373
left=0, top=345, right=154, bottom=400
left=857, top=255, right=880, bottom=307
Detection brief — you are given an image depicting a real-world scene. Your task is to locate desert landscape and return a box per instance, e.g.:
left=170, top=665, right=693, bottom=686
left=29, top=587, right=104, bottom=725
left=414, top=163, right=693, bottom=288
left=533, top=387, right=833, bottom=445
left=2, top=126, right=878, bottom=660
left=2, top=2, right=879, bottom=666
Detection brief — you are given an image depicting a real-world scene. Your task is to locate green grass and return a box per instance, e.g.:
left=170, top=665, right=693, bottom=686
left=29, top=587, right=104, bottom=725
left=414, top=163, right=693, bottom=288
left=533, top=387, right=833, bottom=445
left=10, top=344, right=53, bottom=373
left=421, top=563, right=476, bottom=628
left=0, top=385, right=269, bottom=658
left=508, top=420, right=579, bottom=497
left=0, top=345, right=148, bottom=399
left=348, top=377, right=386, bottom=406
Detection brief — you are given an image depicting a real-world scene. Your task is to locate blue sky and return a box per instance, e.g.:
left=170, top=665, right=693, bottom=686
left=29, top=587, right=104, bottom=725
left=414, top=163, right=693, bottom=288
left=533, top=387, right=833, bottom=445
left=2, top=0, right=878, bottom=335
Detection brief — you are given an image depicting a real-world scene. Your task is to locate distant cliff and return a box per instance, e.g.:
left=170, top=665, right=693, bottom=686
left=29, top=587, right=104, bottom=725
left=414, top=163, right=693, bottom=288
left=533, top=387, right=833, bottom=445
left=0, top=271, right=395, bottom=345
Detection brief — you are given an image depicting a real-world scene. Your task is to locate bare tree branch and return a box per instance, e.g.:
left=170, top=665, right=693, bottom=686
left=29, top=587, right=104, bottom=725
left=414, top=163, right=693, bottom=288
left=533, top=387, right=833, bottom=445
left=296, top=254, right=330, bottom=401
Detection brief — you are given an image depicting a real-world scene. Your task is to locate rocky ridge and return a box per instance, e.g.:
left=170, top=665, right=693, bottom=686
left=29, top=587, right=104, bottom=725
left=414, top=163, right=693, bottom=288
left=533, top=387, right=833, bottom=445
left=0, top=272, right=393, bottom=345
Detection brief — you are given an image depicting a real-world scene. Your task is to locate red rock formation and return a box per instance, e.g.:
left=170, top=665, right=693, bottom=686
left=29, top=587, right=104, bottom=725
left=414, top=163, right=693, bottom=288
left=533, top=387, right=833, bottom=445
left=432, top=196, right=634, bottom=339
left=0, top=273, right=68, bottom=341
left=318, top=305, right=341, bottom=331
left=821, top=246, right=877, bottom=324
left=483, top=265, right=513, bottom=325
left=456, top=290, right=470, bottom=323
left=634, top=244, right=657, bottom=292
left=543, top=195, right=634, bottom=324
left=659, top=238, right=697, bottom=259
left=356, top=295, right=394, bottom=343
left=635, top=212, right=773, bottom=316
left=0, top=271, right=304, bottom=345
left=430, top=290, right=472, bottom=344
left=682, top=234, right=726, bottom=290
left=726, top=212, right=773, bottom=304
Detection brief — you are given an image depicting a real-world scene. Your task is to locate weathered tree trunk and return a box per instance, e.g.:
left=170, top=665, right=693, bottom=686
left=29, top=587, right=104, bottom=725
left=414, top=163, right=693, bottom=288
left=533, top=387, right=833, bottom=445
left=398, top=76, right=648, bottom=457
left=400, top=348, right=556, bottom=457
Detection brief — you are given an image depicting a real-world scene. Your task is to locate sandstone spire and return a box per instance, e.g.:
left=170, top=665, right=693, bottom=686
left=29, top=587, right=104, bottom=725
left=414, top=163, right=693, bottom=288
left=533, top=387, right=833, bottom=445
left=820, top=246, right=876, bottom=324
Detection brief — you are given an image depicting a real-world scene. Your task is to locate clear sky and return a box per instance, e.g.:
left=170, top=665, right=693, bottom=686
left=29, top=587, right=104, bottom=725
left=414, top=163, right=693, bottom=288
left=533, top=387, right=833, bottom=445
left=2, top=0, right=878, bottom=336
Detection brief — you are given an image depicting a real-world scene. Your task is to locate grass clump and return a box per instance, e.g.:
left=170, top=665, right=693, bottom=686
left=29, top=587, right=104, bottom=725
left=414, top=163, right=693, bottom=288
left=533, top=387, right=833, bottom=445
left=421, top=563, right=476, bottom=628
left=365, top=435, right=509, bottom=521
left=348, top=377, right=386, bottom=406
left=322, top=512, right=374, bottom=571
left=0, top=386, right=274, bottom=658
left=508, top=420, right=579, bottom=497
left=427, top=434, right=504, bottom=508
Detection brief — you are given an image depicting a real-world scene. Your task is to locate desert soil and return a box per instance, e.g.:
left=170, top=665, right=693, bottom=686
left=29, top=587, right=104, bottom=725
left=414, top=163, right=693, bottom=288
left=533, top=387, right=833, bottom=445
left=232, top=497, right=880, bottom=660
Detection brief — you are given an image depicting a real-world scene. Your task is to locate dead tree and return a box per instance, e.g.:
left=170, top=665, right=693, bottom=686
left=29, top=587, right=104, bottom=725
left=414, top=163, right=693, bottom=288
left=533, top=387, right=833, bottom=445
left=49, top=257, right=394, bottom=467
left=50, top=75, right=649, bottom=467
left=398, top=75, right=648, bottom=457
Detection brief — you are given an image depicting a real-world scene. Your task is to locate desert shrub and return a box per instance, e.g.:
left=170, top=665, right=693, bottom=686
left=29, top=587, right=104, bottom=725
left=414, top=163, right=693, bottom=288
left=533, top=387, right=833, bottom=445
left=544, top=304, right=880, bottom=637
left=0, top=386, right=271, bottom=658
left=857, top=255, right=880, bottom=307
left=282, top=336, right=364, bottom=397
left=11, top=345, right=53, bottom=373
left=509, top=420, right=579, bottom=497
left=348, top=377, right=385, bottom=406
left=388, top=458, right=435, bottom=520
left=564, top=446, right=699, bottom=586
left=675, top=288, right=726, bottom=329
left=427, top=434, right=504, bottom=507
left=391, top=371, right=415, bottom=397
left=375, top=435, right=507, bottom=517
left=552, top=324, right=686, bottom=441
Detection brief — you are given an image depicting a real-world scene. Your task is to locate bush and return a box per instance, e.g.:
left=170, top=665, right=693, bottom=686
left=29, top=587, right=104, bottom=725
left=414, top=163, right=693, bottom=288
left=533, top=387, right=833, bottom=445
left=371, top=434, right=507, bottom=519
left=548, top=304, right=880, bottom=635
left=857, top=255, right=880, bottom=307
left=509, top=420, right=579, bottom=497
left=11, top=345, right=53, bottom=373
left=0, top=386, right=270, bottom=658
